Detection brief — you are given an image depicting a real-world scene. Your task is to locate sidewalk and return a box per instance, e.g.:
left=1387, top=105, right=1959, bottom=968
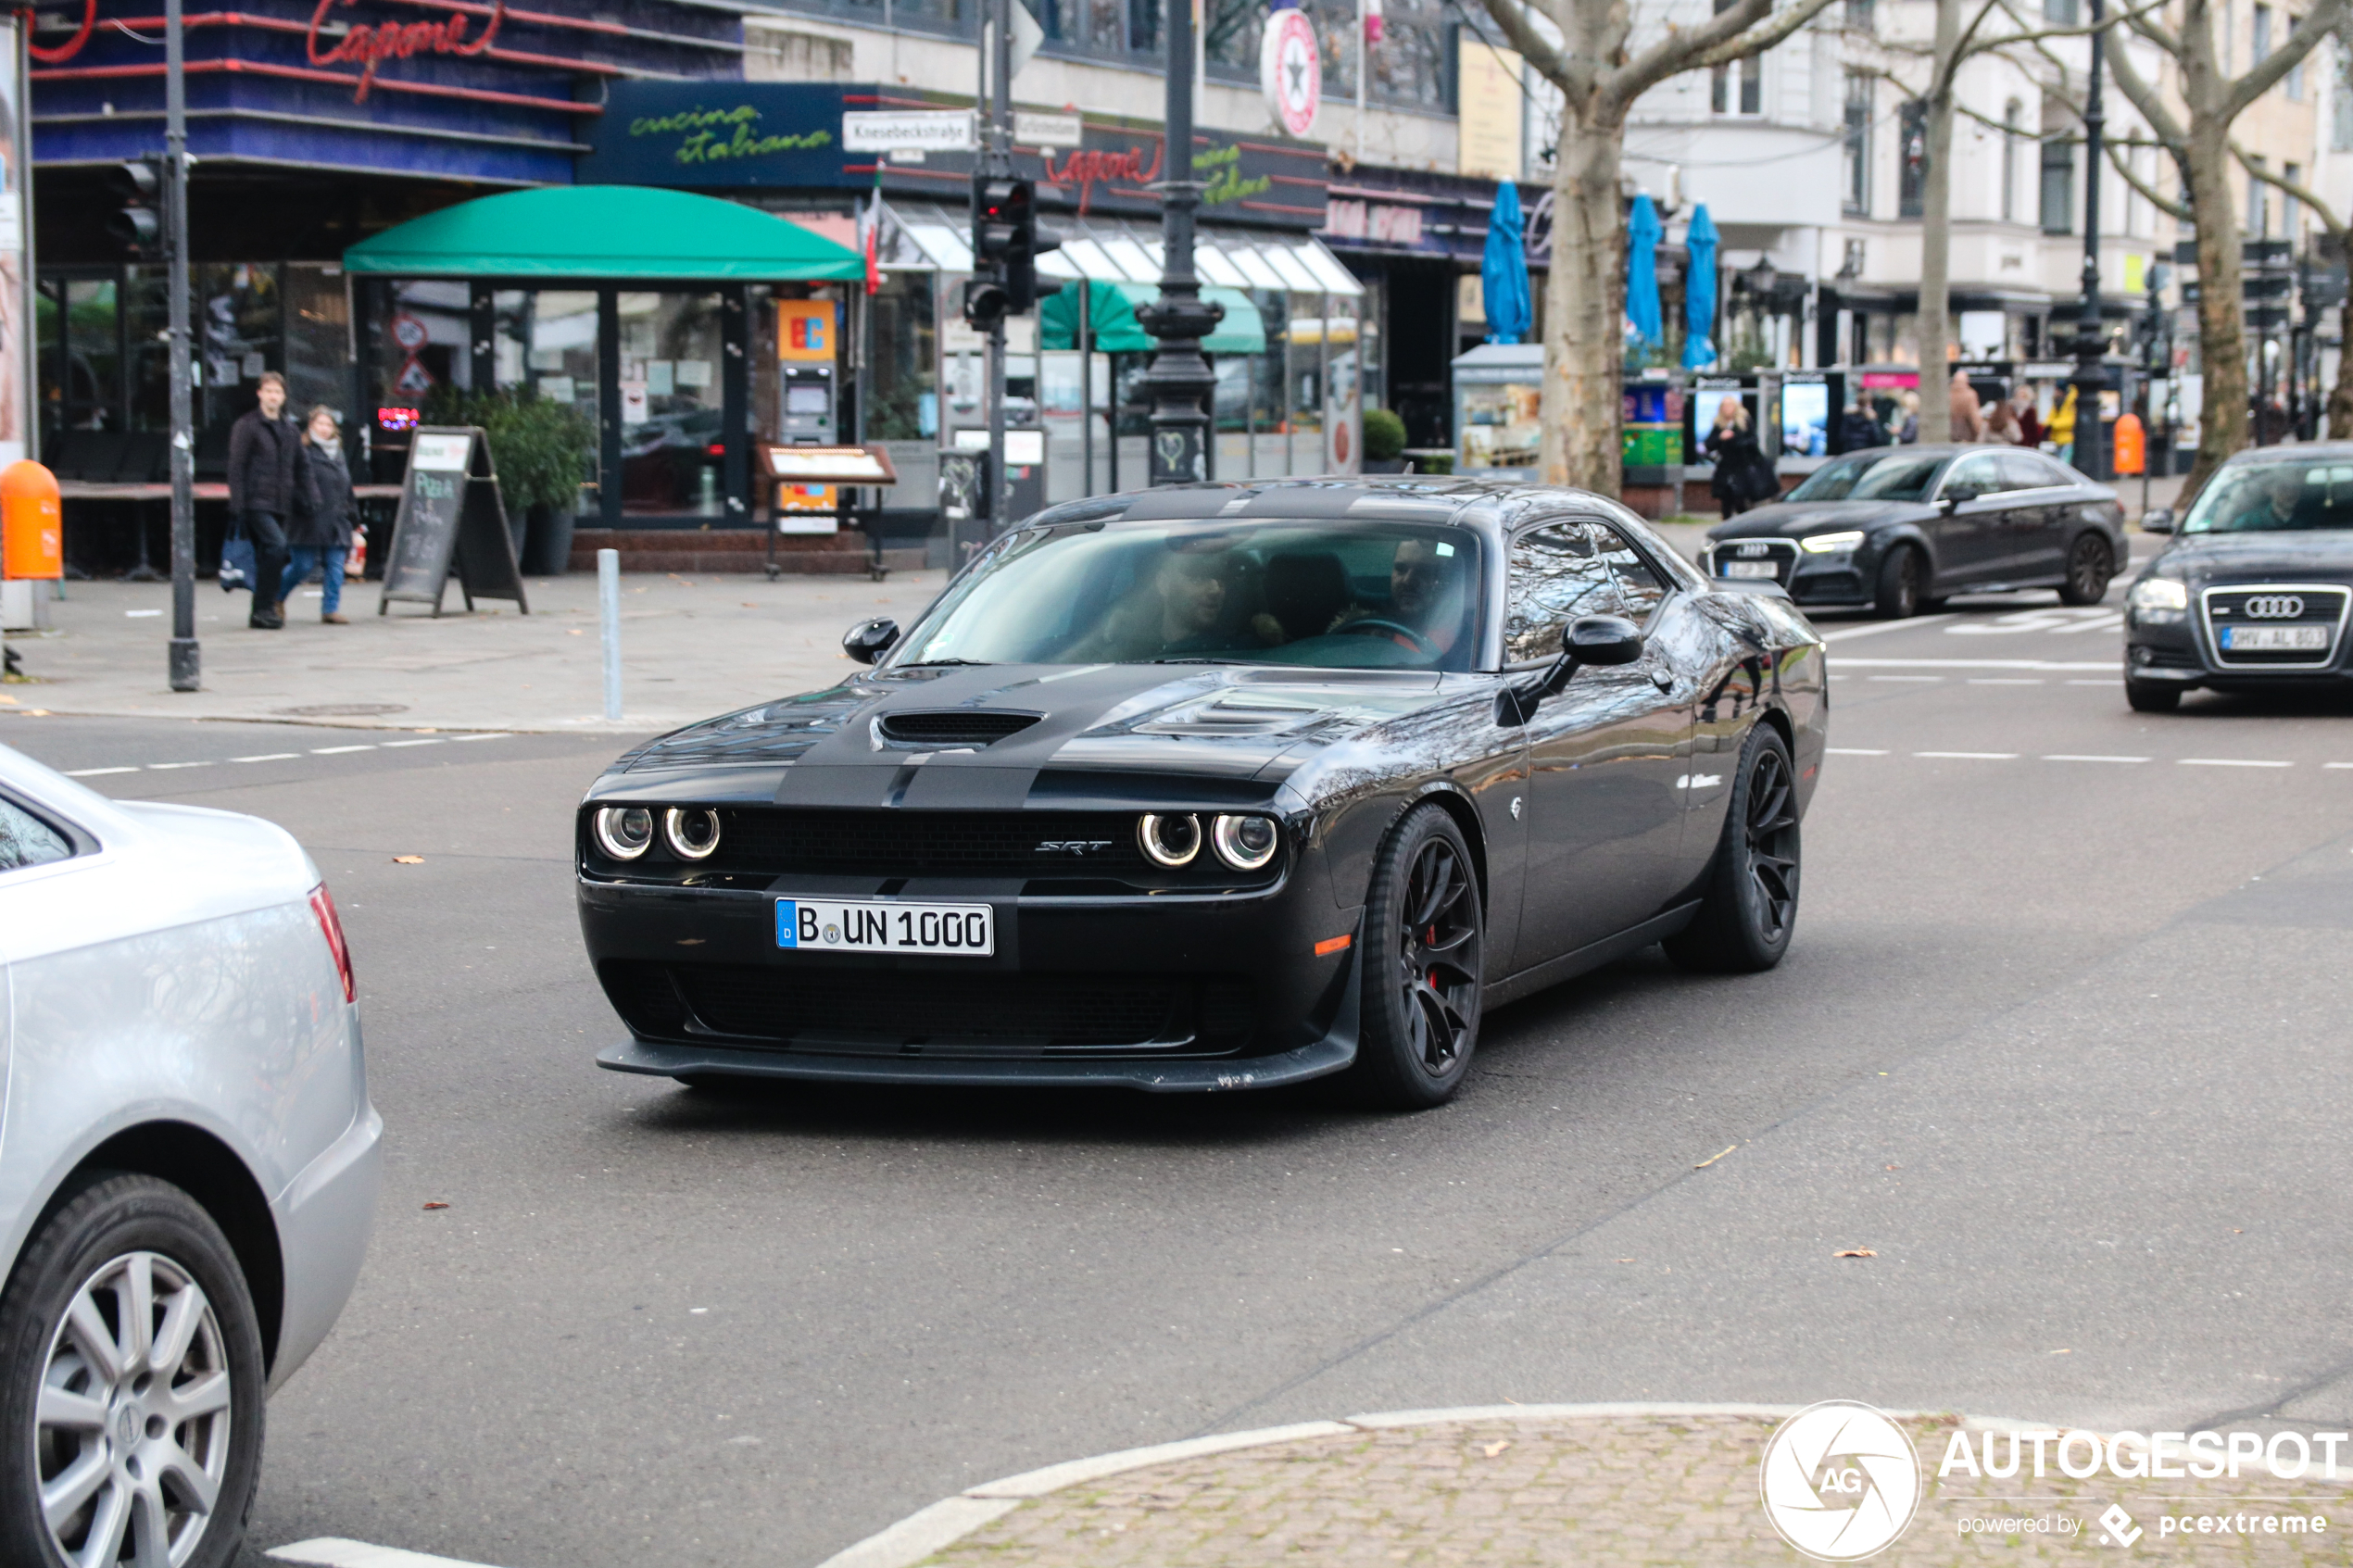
left=0, top=568, right=956, bottom=734
left=822, top=1407, right=2352, bottom=1568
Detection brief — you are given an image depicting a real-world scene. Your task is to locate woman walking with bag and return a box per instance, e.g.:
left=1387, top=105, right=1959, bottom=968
left=1705, top=398, right=1776, bottom=520
left=224, top=372, right=312, bottom=630
left=283, top=406, right=357, bottom=624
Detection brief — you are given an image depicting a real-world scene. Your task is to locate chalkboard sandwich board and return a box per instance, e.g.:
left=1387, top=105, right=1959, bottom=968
left=379, top=427, right=531, bottom=618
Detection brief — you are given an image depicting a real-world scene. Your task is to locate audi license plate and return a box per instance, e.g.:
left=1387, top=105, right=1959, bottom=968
left=1720, top=560, right=1780, bottom=580
left=2220, top=624, right=2330, bottom=651
left=776, top=898, right=994, bottom=956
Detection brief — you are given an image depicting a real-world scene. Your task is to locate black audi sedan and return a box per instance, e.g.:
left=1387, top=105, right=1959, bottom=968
left=1703, top=445, right=2128, bottom=617
left=577, top=478, right=1827, bottom=1109
left=2123, top=444, right=2353, bottom=711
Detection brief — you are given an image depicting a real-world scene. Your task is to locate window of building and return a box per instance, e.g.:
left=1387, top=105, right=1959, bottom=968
left=2337, top=40, right=2353, bottom=148
left=2284, top=161, right=2303, bottom=241
left=2040, top=135, right=2075, bottom=234
left=1898, top=100, right=1928, bottom=218
left=1844, top=0, right=1874, bottom=31
left=2246, top=156, right=2270, bottom=234
left=1710, top=0, right=1762, bottom=114
left=2045, top=0, right=2078, bottom=21
left=2288, top=15, right=2306, bottom=94
left=2253, top=3, right=2271, bottom=58
left=1843, top=72, right=1873, bottom=213
left=2002, top=100, right=2021, bottom=221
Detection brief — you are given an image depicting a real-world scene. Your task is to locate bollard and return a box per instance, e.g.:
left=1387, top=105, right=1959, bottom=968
left=598, top=548, right=622, bottom=721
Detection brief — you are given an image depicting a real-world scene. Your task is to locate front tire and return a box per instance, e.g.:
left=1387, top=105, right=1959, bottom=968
left=1344, top=804, right=1484, bottom=1110
left=2058, top=533, right=2115, bottom=605
left=2125, top=678, right=2182, bottom=713
left=1872, top=546, right=1924, bottom=619
left=1665, top=725, right=1802, bottom=973
left=0, top=1174, right=265, bottom=1568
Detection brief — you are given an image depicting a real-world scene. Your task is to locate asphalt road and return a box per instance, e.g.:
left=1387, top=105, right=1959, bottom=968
left=4, top=585, right=2349, bottom=1568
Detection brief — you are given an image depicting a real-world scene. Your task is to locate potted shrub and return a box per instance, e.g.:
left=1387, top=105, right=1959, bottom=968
left=1362, top=408, right=1409, bottom=473
left=423, top=387, right=595, bottom=573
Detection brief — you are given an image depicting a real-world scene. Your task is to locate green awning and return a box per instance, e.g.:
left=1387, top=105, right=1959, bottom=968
left=344, top=185, right=866, bottom=281
left=1040, top=281, right=1266, bottom=355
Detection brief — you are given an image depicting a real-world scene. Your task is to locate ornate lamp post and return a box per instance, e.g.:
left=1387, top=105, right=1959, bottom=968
left=2068, top=0, right=2109, bottom=480
left=1136, top=0, right=1220, bottom=485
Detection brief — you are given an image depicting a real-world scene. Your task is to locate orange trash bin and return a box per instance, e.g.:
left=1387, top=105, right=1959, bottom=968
left=1, top=461, right=62, bottom=580
left=2112, top=412, right=2145, bottom=477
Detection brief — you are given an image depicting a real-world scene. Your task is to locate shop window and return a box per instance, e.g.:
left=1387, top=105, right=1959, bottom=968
left=284, top=264, right=348, bottom=430
left=195, top=263, right=282, bottom=452
left=619, top=291, right=728, bottom=517
left=1127, top=0, right=1159, bottom=51
left=864, top=272, right=937, bottom=441
left=40, top=279, right=120, bottom=440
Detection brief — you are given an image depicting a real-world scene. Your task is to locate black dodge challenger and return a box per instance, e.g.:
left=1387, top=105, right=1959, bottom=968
left=579, top=478, right=1829, bottom=1107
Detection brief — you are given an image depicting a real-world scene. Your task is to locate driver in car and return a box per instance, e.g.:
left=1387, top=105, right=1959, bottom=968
left=2218, top=465, right=2309, bottom=532
left=1325, top=537, right=1469, bottom=657
left=1067, top=543, right=1235, bottom=661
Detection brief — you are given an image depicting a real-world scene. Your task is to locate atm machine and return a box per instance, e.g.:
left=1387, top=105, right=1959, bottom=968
left=774, top=299, right=845, bottom=531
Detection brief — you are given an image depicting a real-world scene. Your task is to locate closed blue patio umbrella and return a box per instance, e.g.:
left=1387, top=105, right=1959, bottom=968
left=1481, top=181, right=1532, bottom=345
left=1626, top=194, right=1663, bottom=346
left=1682, top=204, right=1720, bottom=370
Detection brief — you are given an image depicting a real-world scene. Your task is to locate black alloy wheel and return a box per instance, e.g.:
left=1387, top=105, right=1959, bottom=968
left=0, top=1174, right=265, bottom=1568
left=1665, top=725, right=1803, bottom=973
left=1347, top=804, right=1484, bottom=1109
left=2058, top=533, right=2115, bottom=606
left=2125, top=678, right=2182, bottom=713
left=1872, top=546, right=1923, bottom=619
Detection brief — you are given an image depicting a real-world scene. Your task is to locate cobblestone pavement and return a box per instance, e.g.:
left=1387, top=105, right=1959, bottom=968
left=922, top=1414, right=2352, bottom=1566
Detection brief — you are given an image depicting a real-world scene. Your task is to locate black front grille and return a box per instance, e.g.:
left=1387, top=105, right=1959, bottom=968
left=2204, top=586, right=2347, bottom=667
left=875, top=710, right=1042, bottom=746
left=603, top=960, right=1254, bottom=1055
left=713, top=809, right=1146, bottom=878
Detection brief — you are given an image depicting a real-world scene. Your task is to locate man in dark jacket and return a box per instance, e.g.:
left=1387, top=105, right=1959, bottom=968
left=1837, top=398, right=1884, bottom=453
left=224, top=371, right=311, bottom=629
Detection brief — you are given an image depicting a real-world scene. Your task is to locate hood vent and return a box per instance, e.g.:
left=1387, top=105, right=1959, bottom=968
left=875, top=710, right=1043, bottom=747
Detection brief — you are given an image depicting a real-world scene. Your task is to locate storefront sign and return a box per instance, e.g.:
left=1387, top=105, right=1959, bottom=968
left=1323, top=198, right=1423, bottom=247
left=307, top=0, right=502, bottom=105
left=580, top=82, right=863, bottom=188
left=1260, top=9, right=1320, bottom=139
left=1014, top=112, right=1083, bottom=148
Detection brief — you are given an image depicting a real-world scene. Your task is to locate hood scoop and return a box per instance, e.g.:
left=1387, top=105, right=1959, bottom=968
left=875, top=710, right=1043, bottom=748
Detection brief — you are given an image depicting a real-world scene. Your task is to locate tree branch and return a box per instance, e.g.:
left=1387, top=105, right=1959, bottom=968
left=1475, top=0, right=1587, bottom=104
left=2233, top=139, right=2346, bottom=237
left=2222, top=0, right=2350, bottom=118
left=1621, top=0, right=1838, bottom=100
left=2097, top=19, right=2189, bottom=146
left=2110, top=140, right=2195, bottom=222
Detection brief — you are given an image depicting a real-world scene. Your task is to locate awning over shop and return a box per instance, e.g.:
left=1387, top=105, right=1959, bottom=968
left=345, top=186, right=867, bottom=281
left=884, top=204, right=1362, bottom=300
left=1040, top=281, right=1266, bottom=354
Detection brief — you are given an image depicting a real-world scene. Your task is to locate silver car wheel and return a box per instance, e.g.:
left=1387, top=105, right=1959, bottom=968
left=35, top=1251, right=233, bottom=1568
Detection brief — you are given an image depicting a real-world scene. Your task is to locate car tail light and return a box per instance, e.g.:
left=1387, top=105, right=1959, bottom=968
left=309, top=884, right=356, bottom=1003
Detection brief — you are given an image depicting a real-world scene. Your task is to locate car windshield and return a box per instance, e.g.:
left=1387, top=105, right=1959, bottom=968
left=1783, top=453, right=1944, bottom=503
left=892, top=520, right=1485, bottom=671
left=2181, top=461, right=2353, bottom=533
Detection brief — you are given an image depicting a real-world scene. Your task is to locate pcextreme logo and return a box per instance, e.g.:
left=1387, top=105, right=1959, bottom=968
left=1760, top=1401, right=1923, bottom=1561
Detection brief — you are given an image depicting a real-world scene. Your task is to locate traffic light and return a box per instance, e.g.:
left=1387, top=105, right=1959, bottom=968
left=963, top=274, right=1011, bottom=331
left=972, top=178, right=1063, bottom=316
left=106, top=160, right=162, bottom=257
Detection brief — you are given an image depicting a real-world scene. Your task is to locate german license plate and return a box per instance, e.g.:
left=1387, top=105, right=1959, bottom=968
left=776, top=898, right=994, bottom=956
left=1720, top=560, right=1780, bottom=580
left=2220, top=624, right=2329, bottom=651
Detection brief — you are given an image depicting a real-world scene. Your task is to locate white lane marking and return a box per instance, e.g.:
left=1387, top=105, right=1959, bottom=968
left=381, top=738, right=445, bottom=748
left=64, top=767, right=137, bottom=777
left=124, top=608, right=162, bottom=618
left=2044, top=754, right=2149, bottom=764
left=1831, top=658, right=2117, bottom=671
left=2065, top=679, right=2113, bottom=686
left=1869, top=675, right=1943, bottom=683
left=452, top=733, right=510, bottom=741
left=1916, top=751, right=2019, bottom=759
left=2327, top=762, right=2353, bottom=771
left=269, top=1538, right=509, bottom=1568
left=310, top=745, right=376, bottom=755
left=146, top=761, right=213, bottom=771
left=2179, top=758, right=2293, bottom=769
left=232, top=753, right=302, bottom=762
left=1818, top=614, right=1962, bottom=642
left=1968, top=678, right=2045, bottom=685
left=1826, top=747, right=1890, bottom=756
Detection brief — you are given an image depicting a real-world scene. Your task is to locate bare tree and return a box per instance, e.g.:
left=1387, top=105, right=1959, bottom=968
left=1478, top=0, right=1840, bottom=490
left=2236, top=152, right=2353, bottom=437
left=2097, top=0, right=2349, bottom=494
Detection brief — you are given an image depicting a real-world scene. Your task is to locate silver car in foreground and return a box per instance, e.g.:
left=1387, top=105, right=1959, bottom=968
left=0, top=746, right=380, bottom=1568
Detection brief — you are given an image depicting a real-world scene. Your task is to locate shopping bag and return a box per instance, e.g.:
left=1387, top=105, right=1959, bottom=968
left=219, top=528, right=256, bottom=594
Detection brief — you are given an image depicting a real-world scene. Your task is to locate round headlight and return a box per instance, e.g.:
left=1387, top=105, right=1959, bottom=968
left=664, top=808, right=722, bottom=860
left=1211, top=813, right=1278, bottom=871
left=594, top=806, right=654, bottom=860
left=1138, top=812, right=1202, bottom=868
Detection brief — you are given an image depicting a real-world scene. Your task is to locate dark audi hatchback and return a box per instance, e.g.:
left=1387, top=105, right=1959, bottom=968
left=2125, top=445, right=2353, bottom=711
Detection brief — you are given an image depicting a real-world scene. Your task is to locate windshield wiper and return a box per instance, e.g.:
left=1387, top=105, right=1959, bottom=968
left=902, top=657, right=993, bottom=667
left=1151, top=656, right=1256, bottom=664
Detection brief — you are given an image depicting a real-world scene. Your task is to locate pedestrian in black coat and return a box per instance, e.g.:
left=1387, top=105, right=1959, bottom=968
left=224, top=372, right=314, bottom=629
left=1705, top=399, right=1776, bottom=520
left=283, top=406, right=357, bottom=623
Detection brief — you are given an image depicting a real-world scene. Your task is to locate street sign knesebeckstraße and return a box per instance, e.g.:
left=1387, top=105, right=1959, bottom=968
left=842, top=110, right=977, bottom=153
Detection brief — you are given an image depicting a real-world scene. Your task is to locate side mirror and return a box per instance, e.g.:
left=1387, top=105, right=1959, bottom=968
left=1496, top=615, right=1646, bottom=726
left=1938, top=483, right=1978, bottom=510
left=2140, top=507, right=2175, bottom=534
left=842, top=617, right=900, bottom=665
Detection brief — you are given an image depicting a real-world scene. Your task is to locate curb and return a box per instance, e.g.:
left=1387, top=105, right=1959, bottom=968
left=811, top=1401, right=2058, bottom=1568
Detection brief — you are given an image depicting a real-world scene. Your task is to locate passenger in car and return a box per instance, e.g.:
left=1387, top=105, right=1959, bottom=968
left=1065, top=542, right=1238, bottom=660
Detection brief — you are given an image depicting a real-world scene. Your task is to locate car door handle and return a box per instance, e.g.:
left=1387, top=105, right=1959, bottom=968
left=1649, top=669, right=1674, bottom=692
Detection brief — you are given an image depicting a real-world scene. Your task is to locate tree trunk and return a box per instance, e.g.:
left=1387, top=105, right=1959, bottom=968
left=2331, top=225, right=2353, bottom=439
left=1916, top=0, right=1963, bottom=443
left=1539, top=105, right=1629, bottom=493
left=2183, top=128, right=2247, bottom=499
